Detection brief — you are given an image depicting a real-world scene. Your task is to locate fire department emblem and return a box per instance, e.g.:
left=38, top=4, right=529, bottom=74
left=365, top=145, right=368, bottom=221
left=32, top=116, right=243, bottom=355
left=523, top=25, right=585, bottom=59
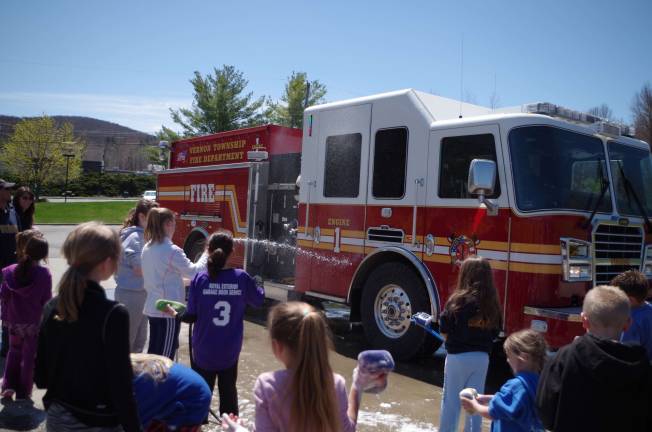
left=176, top=150, right=188, bottom=162
left=447, top=234, right=480, bottom=266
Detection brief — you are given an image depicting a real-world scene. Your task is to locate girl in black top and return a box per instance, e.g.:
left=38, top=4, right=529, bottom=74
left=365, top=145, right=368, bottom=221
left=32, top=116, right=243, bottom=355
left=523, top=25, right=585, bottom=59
left=438, top=256, right=502, bottom=432
left=35, top=222, right=141, bottom=431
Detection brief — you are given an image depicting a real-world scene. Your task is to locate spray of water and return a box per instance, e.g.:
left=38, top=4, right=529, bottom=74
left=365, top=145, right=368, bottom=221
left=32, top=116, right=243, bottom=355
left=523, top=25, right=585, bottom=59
left=234, top=237, right=352, bottom=267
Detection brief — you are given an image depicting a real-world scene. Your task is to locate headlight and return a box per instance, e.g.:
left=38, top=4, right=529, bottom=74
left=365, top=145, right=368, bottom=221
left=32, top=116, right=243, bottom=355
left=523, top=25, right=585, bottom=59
left=569, top=243, right=589, bottom=259
left=568, top=264, right=591, bottom=279
left=561, top=238, right=592, bottom=282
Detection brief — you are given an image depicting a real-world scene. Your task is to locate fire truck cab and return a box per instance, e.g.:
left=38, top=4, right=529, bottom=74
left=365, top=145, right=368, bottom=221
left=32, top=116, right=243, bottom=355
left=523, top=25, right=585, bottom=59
left=158, top=89, right=652, bottom=360
left=296, top=89, right=652, bottom=359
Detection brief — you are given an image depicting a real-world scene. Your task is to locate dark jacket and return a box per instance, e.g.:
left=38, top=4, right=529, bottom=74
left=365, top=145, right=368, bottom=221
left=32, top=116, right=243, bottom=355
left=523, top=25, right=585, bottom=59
left=0, top=204, right=17, bottom=270
left=439, top=300, right=500, bottom=354
left=15, top=206, right=32, bottom=231
left=536, top=333, right=651, bottom=432
left=35, top=280, right=141, bottom=431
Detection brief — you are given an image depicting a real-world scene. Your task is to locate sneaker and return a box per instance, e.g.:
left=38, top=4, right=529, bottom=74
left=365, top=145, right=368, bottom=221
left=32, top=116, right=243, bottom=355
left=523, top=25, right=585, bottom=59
left=1, top=389, right=15, bottom=399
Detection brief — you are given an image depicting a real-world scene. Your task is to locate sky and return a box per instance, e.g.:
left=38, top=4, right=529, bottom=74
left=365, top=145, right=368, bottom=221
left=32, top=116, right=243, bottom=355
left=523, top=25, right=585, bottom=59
left=1, top=0, right=651, bottom=134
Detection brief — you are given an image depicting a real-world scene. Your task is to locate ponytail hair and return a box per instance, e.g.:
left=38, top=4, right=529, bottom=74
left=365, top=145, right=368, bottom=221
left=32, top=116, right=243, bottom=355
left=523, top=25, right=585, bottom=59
left=57, top=222, right=121, bottom=322
left=144, top=207, right=175, bottom=244
left=268, top=302, right=340, bottom=432
left=122, top=199, right=159, bottom=230
left=206, top=231, right=234, bottom=278
left=447, top=256, right=502, bottom=330
left=15, top=235, right=48, bottom=286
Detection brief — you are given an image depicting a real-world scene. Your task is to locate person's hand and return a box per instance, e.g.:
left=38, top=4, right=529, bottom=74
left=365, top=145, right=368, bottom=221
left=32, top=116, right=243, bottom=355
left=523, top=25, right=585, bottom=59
left=222, top=413, right=249, bottom=432
left=163, top=305, right=177, bottom=317
left=460, top=397, right=475, bottom=414
left=476, top=394, right=492, bottom=405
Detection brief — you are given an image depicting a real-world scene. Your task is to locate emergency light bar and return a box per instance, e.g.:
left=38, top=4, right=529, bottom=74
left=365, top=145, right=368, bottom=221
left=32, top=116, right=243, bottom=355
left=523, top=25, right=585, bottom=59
left=522, top=102, right=634, bottom=138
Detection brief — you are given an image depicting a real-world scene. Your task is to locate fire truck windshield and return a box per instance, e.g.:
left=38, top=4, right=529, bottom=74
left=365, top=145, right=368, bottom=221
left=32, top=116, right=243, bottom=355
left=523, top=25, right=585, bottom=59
left=608, top=141, right=652, bottom=218
left=509, top=126, right=612, bottom=213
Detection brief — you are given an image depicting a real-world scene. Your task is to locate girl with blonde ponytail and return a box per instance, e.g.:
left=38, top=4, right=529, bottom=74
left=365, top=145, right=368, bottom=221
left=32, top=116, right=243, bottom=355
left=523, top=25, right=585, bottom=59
left=141, top=207, right=207, bottom=360
left=240, top=302, right=360, bottom=432
left=34, top=222, right=141, bottom=431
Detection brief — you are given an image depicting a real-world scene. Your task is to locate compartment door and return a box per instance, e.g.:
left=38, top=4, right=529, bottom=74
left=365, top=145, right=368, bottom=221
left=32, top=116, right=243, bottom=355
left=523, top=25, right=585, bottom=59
left=307, top=104, right=372, bottom=297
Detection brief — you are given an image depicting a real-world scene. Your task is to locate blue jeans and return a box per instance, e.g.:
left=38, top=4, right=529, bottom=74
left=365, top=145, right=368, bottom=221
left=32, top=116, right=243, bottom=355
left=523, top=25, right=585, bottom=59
left=439, top=351, right=489, bottom=432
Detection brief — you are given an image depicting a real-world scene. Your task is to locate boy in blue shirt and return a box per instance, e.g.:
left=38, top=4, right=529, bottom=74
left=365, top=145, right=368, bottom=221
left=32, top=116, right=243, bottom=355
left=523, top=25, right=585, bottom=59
left=611, top=270, right=652, bottom=361
left=461, top=329, right=546, bottom=432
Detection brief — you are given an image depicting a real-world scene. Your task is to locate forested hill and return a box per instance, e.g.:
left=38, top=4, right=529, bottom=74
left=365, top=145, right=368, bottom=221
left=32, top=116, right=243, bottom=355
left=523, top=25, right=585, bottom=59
left=0, top=115, right=155, bottom=141
left=0, top=115, right=157, bottom=171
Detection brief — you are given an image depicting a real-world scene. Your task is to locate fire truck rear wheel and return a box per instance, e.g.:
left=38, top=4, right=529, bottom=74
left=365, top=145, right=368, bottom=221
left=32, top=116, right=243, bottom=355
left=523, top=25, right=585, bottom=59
left=360, top=262, right=437, bottom=360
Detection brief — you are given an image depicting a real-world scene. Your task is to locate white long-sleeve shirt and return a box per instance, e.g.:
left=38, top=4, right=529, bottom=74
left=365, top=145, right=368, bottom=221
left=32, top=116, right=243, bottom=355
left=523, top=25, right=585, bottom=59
left=141, top=237, right=207, bottom=318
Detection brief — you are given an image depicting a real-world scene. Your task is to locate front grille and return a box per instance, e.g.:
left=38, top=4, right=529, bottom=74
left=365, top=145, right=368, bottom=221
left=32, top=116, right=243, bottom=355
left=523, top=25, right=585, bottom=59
left=593, top=224, right=643, bottom=285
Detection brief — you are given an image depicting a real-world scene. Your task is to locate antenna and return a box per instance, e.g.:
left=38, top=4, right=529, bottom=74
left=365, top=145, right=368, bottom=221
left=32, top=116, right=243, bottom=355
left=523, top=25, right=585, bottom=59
left=459, top=36, right=464, bottom=118
left=304, top=81, right=311, bottom=109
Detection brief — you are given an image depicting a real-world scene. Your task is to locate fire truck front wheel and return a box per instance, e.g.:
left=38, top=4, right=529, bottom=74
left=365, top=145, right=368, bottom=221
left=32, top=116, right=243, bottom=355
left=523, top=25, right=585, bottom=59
left=361, top=262, right=436, bottom=360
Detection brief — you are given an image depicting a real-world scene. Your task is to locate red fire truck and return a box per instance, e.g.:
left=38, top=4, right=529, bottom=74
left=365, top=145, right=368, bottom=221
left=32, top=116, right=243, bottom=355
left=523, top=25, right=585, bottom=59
left=158, top=89, right=652, bottom=359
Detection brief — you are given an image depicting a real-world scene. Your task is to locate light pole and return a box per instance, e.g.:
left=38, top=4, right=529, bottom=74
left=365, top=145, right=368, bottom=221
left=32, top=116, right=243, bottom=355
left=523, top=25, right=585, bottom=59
left=62, top=142, right=76, bottom=204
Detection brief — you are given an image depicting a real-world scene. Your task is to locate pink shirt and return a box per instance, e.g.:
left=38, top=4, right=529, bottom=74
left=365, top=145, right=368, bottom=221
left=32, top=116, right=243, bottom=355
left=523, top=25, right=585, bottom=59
left=254, top=369, right=356, bottom=432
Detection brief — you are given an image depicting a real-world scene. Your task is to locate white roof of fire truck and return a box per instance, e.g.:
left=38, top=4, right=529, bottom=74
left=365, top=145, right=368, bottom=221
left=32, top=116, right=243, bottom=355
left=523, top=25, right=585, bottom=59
left=307, top=89, right=647, bottom=148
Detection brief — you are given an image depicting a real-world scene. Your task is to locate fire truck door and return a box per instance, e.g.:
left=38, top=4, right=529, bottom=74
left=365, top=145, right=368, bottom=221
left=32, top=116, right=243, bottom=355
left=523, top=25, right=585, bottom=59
left=424, top=124, right=510, bottom=307
left=365, top=126, right=428, bottom=260
left=307, top=104, right=372, bottom=297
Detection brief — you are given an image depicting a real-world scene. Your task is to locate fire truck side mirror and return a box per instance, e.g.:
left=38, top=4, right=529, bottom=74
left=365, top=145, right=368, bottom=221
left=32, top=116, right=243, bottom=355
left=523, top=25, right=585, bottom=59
left=468, top=159, right=499, bottom=216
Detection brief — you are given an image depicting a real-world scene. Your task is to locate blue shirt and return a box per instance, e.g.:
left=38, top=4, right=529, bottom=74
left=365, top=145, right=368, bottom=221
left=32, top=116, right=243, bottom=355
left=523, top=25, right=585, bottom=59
left=488, top=371, right=543, bottom=432
left=133, top=363, right=211, bottom=427
left=622, top=301, right=652, bottom=361
left=187, top=269, right=265, bottom=371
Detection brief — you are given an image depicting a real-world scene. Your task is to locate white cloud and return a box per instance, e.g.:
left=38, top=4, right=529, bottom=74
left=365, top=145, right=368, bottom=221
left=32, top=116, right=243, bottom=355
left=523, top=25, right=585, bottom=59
left=0, top=92, right=192, bottom=134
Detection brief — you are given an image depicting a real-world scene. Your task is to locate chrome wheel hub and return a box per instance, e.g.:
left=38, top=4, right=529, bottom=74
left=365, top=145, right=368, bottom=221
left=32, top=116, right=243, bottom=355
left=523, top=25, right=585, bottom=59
left=374, top=284, right=412, bottom=339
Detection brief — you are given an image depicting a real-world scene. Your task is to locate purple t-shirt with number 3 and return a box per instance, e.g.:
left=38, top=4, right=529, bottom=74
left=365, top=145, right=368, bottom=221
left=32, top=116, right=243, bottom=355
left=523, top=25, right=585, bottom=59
left=187, top=269, right=265, bottom=371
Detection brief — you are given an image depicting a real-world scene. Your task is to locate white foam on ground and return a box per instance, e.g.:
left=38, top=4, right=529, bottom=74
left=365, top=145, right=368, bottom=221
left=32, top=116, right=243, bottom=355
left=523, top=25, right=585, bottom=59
left=357, top=410, right=438, bottom=431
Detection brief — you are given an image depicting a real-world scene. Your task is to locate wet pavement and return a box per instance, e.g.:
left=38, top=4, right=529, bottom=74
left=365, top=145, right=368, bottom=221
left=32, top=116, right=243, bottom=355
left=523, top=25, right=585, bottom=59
left=0, top=225, right=512, bottom=431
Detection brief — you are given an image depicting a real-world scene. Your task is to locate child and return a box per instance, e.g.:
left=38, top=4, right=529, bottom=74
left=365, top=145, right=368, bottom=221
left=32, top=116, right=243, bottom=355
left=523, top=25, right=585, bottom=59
left=235, top=302, right=362, bottom=432
left=536, top=285, right=651, bottom=431
left=439, top=256, right=502, bottom=432
left=165, top=231, right=264, bottom=417
left=115, top=198, right=159, bottom=353
left=0, top=230, right=51, bottom=400
left=131, top=353, right=211, bottom=431
left=142, top=207, right=207, bottom=359
left=460, top=329, right=546, bottom=431
left=611, top=270, right=652, bottom=361
left=34, top=222, right=141, bottom=431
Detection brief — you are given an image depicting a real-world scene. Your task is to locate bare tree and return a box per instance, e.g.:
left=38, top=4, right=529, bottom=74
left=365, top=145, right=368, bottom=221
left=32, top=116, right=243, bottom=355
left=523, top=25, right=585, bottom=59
left=632, top=83, right=652, bottom=147
left=588, top=104, right=614, bottom=120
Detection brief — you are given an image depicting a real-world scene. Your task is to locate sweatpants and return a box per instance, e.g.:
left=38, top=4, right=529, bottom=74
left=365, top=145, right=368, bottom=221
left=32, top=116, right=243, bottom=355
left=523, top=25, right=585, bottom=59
left=147, top=317, right=180, bottom=360
left=439, top=351, right=489, bottom=432
left=115, top=289, right=148, bottom=353
left=2, top=332, right=38, bottom=398
left=193, top=362, right=239, bottom=417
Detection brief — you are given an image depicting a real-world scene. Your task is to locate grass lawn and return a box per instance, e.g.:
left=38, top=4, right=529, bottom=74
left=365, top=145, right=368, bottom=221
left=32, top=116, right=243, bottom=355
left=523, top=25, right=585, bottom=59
left=35, top=201, right=137, bottom=224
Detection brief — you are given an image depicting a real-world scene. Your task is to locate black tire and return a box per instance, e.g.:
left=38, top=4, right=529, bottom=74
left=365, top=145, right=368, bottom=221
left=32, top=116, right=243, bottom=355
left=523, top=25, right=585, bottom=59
left=360, top=262, right=441, bottom=360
